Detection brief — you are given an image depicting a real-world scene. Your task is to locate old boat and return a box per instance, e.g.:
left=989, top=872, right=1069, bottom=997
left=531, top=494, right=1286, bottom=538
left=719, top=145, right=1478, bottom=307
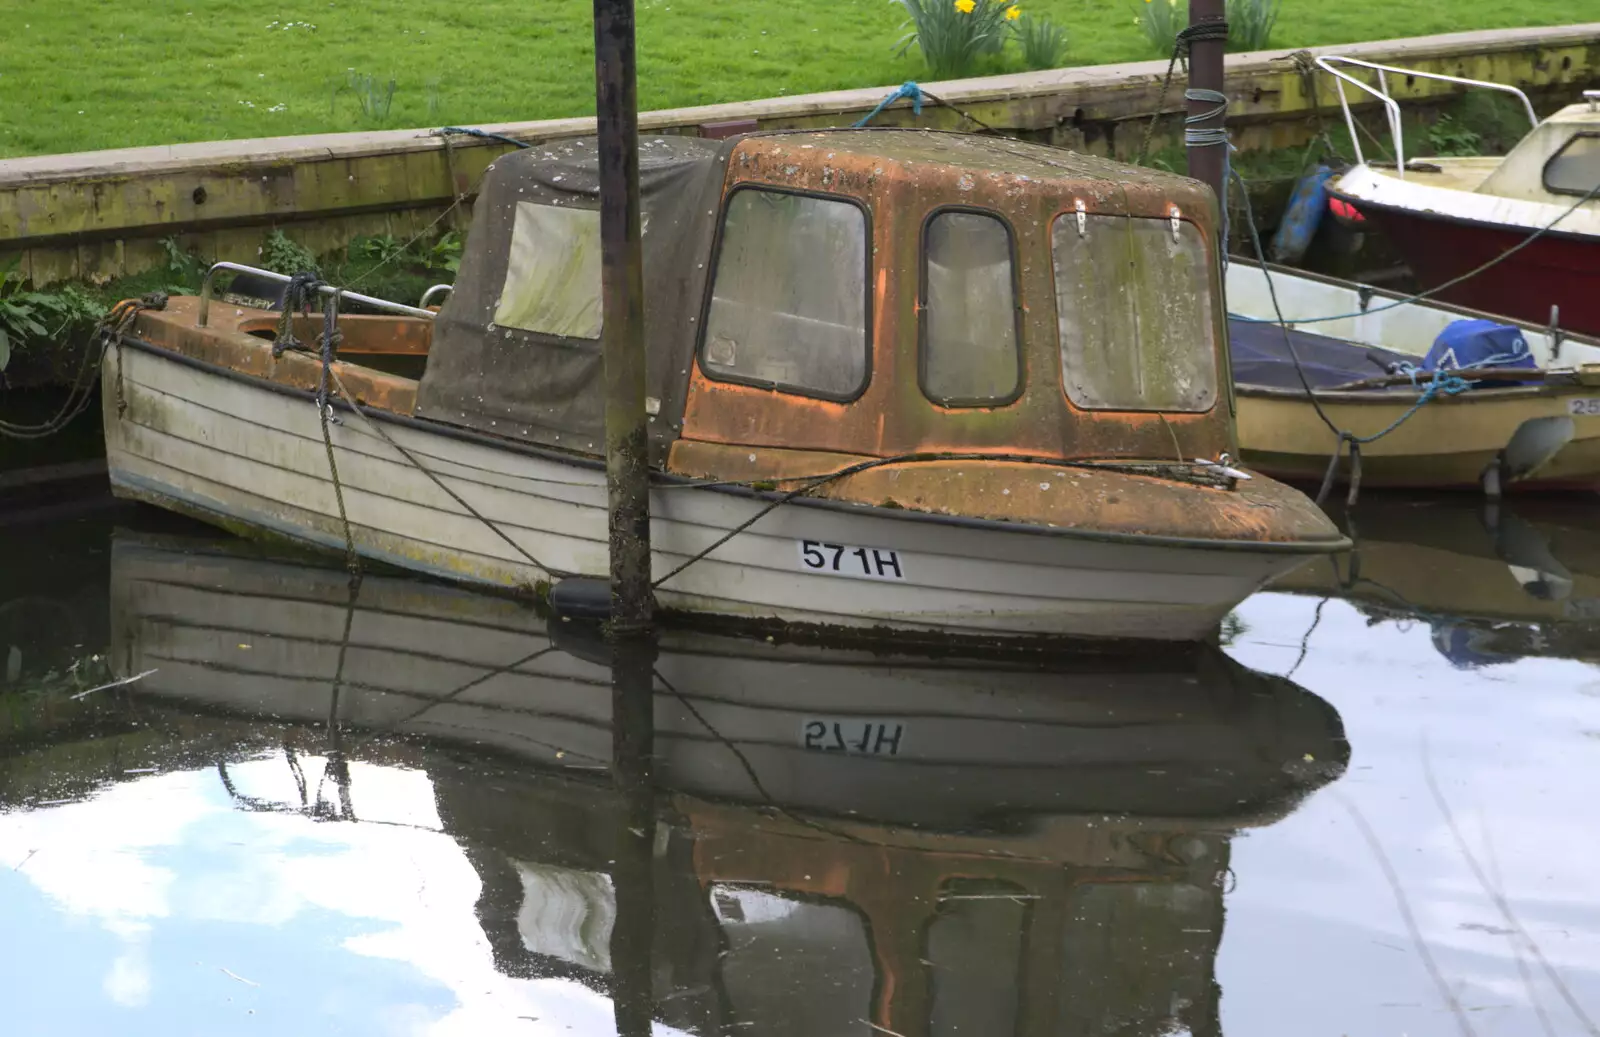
left=1317, top=56, right=1600, bottom=335
left=103, top=129, right=1345, bottom=643
left=1225, top=258, right=1600, bottom=493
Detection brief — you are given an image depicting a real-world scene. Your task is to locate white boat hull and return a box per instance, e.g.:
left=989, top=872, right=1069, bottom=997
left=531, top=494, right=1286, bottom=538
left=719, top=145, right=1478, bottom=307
left=104, top=343, right=1317, bottom=642
left=108, top=536, right=1346, bottom=828
left=1225, top=259, right=1600, bottom=367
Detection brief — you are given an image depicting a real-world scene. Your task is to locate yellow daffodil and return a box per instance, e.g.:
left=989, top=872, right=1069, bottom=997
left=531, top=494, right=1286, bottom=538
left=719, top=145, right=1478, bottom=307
left=1005, top=4, right=1021, bottom=18
left=954, top=0, right=976, bottom=13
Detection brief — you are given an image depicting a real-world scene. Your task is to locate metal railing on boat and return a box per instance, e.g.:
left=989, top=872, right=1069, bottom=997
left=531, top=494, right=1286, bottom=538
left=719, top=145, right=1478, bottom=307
left=419, top=284, right=454, bottom=309
left=1315, top=56, right=1538, bottom=178
left=196, top=262, right=438, bottom=327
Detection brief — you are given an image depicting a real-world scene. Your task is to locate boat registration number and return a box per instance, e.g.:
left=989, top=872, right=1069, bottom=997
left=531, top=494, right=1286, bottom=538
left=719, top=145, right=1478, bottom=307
left=802, top=718, right=906, bottom=756
left=1568, top=398, right=1600, bottom=417
left=797, top=539, right=906, bottom=581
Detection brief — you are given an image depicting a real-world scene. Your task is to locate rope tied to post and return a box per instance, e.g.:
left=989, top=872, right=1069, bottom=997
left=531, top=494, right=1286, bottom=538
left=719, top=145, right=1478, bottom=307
left=1134, top=20, right=1230, bottom=167
left=852, top=81, right=1000, bottom=133
left=1314, top=367, right=1474, bottom=507
left=854, top=82, right=923, bottom=127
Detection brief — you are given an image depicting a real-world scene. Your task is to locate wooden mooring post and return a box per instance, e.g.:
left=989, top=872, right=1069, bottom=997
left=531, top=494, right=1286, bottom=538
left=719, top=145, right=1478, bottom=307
left=593, top=0, right=654, bottom=632
left=1186, top=0, right=1229, bottom=210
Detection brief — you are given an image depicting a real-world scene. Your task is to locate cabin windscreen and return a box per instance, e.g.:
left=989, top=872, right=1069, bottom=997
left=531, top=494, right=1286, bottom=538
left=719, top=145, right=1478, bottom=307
left=922, top=210, right=1021, bottom=406
left=701, top=189, right=869, bottom=399
left=1051, top=214, right=1218, bottom=413
left=1543, top=132, right=1600, bottom=196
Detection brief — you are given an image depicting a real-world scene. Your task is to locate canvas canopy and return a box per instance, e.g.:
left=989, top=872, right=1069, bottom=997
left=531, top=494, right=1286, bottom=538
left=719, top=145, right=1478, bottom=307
left=416, top=135, right=731, bottom=460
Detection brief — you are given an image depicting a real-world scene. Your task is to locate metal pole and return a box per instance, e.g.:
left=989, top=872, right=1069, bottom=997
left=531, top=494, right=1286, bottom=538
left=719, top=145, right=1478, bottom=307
left=1185, top=0, right=1228, bottom=208
left=593, top=0, right=654, bottom=632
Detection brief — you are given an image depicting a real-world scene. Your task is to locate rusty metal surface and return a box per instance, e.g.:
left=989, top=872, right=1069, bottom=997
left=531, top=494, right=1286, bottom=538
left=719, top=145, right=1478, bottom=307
left=235, top=313, right=433, bottom=355
left=679, top=130, right=1234, bottom=466
left=668, top=440, right=1341, bottom=545
left=129, top=297, right=418, bottom=414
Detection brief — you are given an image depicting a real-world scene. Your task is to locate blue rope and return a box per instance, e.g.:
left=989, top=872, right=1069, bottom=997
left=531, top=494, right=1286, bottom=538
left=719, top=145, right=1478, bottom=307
left=854, top=82, right=923, bottom=128
left=436, top=126, right=532, bottom=149
left=1349, top=368, right=1472, bottom=446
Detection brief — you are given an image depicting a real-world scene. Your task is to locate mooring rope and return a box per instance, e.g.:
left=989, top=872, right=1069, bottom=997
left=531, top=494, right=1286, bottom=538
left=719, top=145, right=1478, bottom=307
left=852, top=80, right=1001, bottom=134
left=314, top=293, right=362, bottom=579
left=323, top=364, right=575, bottom=581
left=1134, top=21, right=1231, bottom=168
left=433, top=126, right=534, bottom=150
left=651, top=451, right=1231, bottom=591
left=1231, top=167, right=1486, bottom=508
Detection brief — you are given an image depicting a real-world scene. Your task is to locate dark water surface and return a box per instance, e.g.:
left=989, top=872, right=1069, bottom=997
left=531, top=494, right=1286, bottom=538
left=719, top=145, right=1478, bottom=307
left=4, top=493, right=1600, bottom=1037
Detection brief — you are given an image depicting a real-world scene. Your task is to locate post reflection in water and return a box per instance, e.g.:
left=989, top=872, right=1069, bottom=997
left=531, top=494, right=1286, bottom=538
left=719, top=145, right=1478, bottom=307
left=7, top=528, right=1343, bottom=1037
left=610, top=633, right=659, bottom=1037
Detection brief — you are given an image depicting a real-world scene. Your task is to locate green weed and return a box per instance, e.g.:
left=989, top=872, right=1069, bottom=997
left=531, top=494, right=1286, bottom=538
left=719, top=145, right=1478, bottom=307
left=160, top=237, right=209, bottom=289
left=0, top=263, right=104, bottom=374
left=1423, top=112, right=1483, bottom=157
left=1012, top=12, right=1070, bottom=70
left=1449, top=90, right=1537, bottom=154
left=260, top=230, right=321, bottom=276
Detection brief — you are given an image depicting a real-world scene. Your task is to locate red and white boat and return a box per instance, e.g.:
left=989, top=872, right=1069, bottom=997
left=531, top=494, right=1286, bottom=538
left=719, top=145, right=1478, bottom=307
left=1320, top=56, right=1600, bottom=337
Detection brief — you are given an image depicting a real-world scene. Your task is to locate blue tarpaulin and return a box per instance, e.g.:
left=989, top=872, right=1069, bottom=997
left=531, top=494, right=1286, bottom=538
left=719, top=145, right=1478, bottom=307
left=1228, top=317, right=1537, bottom=391
left=1228, top=319, right=1413, bottom=389
left=1421, top=318, right=1536, bottom=374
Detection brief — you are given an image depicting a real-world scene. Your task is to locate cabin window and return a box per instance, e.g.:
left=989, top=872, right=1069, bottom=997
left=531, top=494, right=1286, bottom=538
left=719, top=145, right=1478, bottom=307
left=927, top=879, right=1028, bottom=1036
left=710, top=885, right=874, bottom=1033
left=1543, top=132, right=1600, bottom=197
left=701, top=189, right=869, bottom=399
left=494, top=202, right=603, bottom=339
left=1051, top=213, right=1218, bottom=413
left=921, top=210, right=1023, bottom=406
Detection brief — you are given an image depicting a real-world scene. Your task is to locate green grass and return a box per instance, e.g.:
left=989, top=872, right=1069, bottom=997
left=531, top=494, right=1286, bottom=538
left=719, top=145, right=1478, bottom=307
left=0, top=0, right=1582, bottom=158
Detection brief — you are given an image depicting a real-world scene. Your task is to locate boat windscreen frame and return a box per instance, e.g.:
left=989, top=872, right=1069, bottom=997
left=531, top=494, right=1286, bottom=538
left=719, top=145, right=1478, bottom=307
left=1541, top=130, right=1600, bottom=197
left=693, top=182, right=876, bottom=405
left=1047, top=209, right=1223, bottom=416
left=916, top=204, right=1028, bottom=410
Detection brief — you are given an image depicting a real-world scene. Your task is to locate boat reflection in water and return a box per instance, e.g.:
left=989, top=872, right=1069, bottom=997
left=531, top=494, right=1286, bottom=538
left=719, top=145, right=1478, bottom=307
left=1271, top=496, right=1600, bottom=668
left=91, top=533, right=1349, bottom=1035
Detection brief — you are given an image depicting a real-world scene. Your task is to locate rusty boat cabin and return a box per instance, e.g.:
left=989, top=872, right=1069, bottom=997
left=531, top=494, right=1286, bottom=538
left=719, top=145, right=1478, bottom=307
left=115, top=129, right=1343, bottom=643
left=192, top=129, right=1313, bottom=521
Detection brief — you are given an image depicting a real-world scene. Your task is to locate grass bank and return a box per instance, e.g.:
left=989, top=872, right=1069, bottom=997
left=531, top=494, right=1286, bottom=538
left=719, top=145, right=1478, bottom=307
left=0, top=0, right=1584, bottom=158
